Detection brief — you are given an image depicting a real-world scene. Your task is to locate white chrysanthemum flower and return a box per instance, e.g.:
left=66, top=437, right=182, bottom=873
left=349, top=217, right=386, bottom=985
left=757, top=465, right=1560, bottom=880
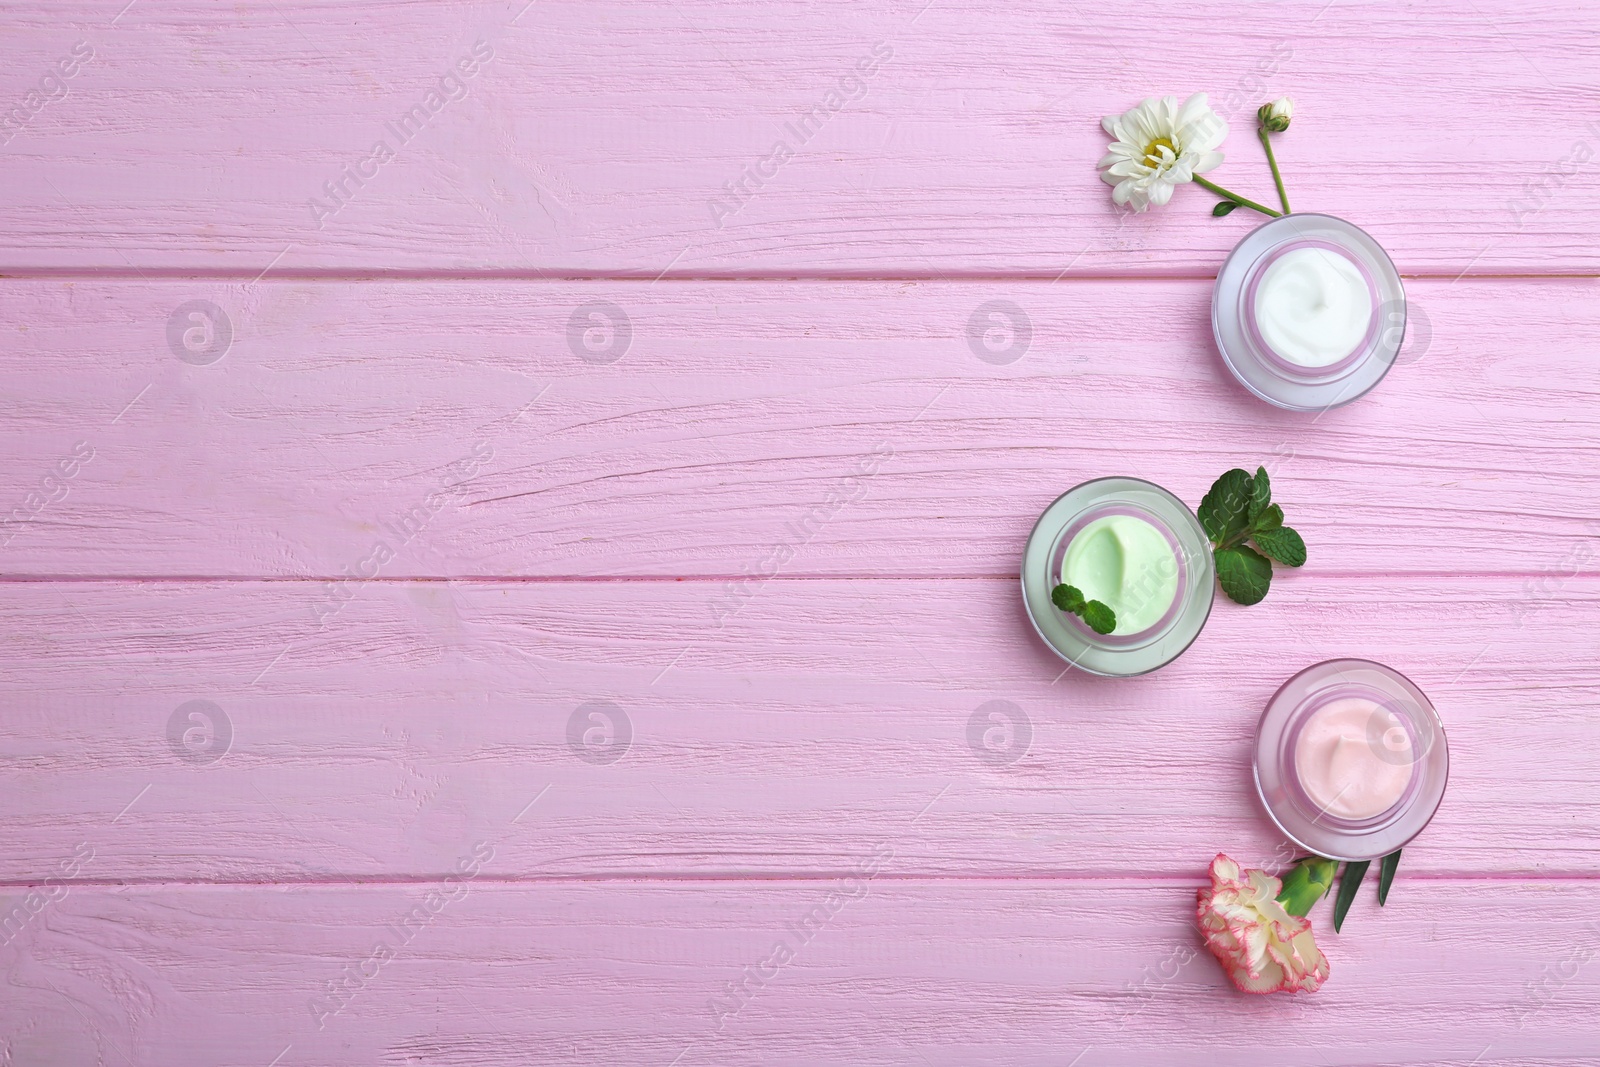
left=1098, top=93, right=1228, bottom=212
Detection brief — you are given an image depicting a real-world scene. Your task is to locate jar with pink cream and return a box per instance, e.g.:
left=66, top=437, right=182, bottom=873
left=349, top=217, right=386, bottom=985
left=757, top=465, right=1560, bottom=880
left=1253, top=659, right=1449, bottom=862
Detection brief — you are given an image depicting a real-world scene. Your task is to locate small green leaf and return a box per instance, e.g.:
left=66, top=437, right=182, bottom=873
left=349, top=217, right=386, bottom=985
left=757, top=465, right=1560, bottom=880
left=1051, top=584, right=1116, bottom=634
left=1198, top=468, right=1253, bottom=545
left=1212, top=200, right=1240, bottom=217
left=1332, top=860, right=1370, bottom=932
left=1214, top=544, right=1272, bottom=605
left=1276, top=856, right=1337, bottom=917
left=1081, top=600, right=1117, bottom=635
left=1377, top=849, right=1401, bottom=906
left=1051, top=584, right=1086, bottom=614
left=1248, top=466, right=1271, bottom=522
left=1254, top=525, right=1307, bottom=568
left=1251, top=503, right=1284, bottom=533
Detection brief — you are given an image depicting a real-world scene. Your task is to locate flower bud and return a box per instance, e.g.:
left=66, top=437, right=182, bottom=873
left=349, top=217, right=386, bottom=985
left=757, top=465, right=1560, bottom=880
left=1258, top=97, right=1294, bottom=133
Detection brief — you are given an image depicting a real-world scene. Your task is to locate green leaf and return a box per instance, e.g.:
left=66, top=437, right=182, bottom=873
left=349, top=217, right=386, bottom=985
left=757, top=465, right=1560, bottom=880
left=1254, top=525, right=1307, bottom=568
left=1081, top=600, right=1117, bottom=635
left=1251, top=503, right=1284, bottom=532
left=1276, top=856, right=1337, bottom=917
left=1050, top=584, right=1116, bottom=635
left=1214, top=544, right=1272, bottom=605
left=1051, top=584, right=1086, bottom=614
left=1248, top=465, right=1271, bottom=523
left=1212, top=200, right=1240, bottom=217
left=1332, top=860, right=1370, bottom=932
left=1198, top=468, right=1253, bottom=545
left=1377, top=849, right=1401, bottom=906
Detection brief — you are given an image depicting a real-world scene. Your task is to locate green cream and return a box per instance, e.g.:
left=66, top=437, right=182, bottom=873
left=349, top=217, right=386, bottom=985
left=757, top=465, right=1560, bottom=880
left=1060, top=514, right=1180, bottom=636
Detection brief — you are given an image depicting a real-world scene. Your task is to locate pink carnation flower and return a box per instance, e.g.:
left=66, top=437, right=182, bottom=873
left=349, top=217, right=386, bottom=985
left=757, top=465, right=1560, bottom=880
left=1196, top=853, right=1330, bottom=994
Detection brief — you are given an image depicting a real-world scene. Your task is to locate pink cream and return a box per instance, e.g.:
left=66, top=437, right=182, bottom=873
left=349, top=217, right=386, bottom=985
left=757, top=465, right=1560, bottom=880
left=1293, top=697, right=1415, bottom=820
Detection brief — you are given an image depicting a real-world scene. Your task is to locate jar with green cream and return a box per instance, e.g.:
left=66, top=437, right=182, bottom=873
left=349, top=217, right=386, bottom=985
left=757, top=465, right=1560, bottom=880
left=1022, top=477, right=1214, bottom=676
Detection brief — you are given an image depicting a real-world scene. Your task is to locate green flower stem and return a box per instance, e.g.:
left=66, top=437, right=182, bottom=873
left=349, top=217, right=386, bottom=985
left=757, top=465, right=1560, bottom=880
left=1257, top=128, right=1292, bottom=214
left=1193, top=175, right=1281, bottom=218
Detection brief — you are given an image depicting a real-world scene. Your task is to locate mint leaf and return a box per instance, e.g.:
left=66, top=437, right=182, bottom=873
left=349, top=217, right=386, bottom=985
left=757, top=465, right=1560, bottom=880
left=1050, top=584, right=1117, bottom=635
left=1254, top=525, right=1307, bottom=568
left=1377, top=849, right=1401, bottom=906
left=1198, top=468, right=1253, bottom=544
left=1081, top=600, right=1116, bottom=635
left=1051, top=584, right=1086, bottom=614
left=1248, top=465, right=1271, bottom=523
left=1195, top=464, right=1310, bottom=608
left=1212, top=200, right=1240, bottom=217
left=1332, top=860, right=1370, bottom=932
left=1276, top=856, right=1337, bottom=917
left=1215, top=545, right=1272, bottom=605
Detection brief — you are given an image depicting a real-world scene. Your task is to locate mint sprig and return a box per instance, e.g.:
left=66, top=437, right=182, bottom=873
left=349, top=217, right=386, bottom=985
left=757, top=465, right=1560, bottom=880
left=1199, top=465, right=1307, bottom=605
left=1051, top=583, right=1116, bottom=635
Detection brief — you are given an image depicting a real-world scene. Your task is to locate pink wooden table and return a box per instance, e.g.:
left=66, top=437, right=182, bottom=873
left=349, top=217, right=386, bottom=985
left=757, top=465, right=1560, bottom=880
left=3, top=1, right=1599, bottom=1063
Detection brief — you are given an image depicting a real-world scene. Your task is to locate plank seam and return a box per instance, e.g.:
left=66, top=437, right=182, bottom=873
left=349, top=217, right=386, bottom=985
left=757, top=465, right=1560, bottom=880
left=2, top=270, right=1598, bottom=283
left=0, top=572, right=1590, bottom=583
left=3, top=872, right=1598, bottom=888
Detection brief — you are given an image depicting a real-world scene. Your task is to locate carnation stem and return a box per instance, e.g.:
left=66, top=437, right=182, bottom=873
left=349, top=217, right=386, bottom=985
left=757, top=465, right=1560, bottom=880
left=1257, top=128, right=1292, bottom=214
left=1193, top=176, right=1281, bottom=218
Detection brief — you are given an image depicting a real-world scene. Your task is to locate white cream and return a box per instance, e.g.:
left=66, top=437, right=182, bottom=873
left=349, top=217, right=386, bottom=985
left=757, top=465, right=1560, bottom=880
left=1253, top=246, right=1373, bottom=367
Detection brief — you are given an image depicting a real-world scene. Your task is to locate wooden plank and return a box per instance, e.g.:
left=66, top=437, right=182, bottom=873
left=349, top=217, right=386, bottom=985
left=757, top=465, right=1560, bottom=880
left=3, top=2, right=1600, bottom=274
left=1, top=277, right=1596, bottom=578
left=1, top=879, right=1596, bottom=1064
left=1, top=576, right=1594, bottom=881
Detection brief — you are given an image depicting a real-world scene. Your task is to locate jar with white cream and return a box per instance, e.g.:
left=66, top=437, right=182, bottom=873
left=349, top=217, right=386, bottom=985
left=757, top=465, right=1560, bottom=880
left=1022, top=477, right=1214, bottom=676
left=1253, top=659, right=1449, bottom=861
left=1213, top=214, right=1408, bottom=411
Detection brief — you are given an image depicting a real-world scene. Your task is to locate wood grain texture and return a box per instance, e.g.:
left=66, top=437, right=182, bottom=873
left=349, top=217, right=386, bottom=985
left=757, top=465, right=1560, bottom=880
left=1, top=277, right=1596, bottom=578
left=4, top=0, right=1597, bottom=1058
left=2, top=880, right=1598, bottom=1066
left=2, top=576, right=1594, bottom=881
left=2, top=1, right=1599, bottom=274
